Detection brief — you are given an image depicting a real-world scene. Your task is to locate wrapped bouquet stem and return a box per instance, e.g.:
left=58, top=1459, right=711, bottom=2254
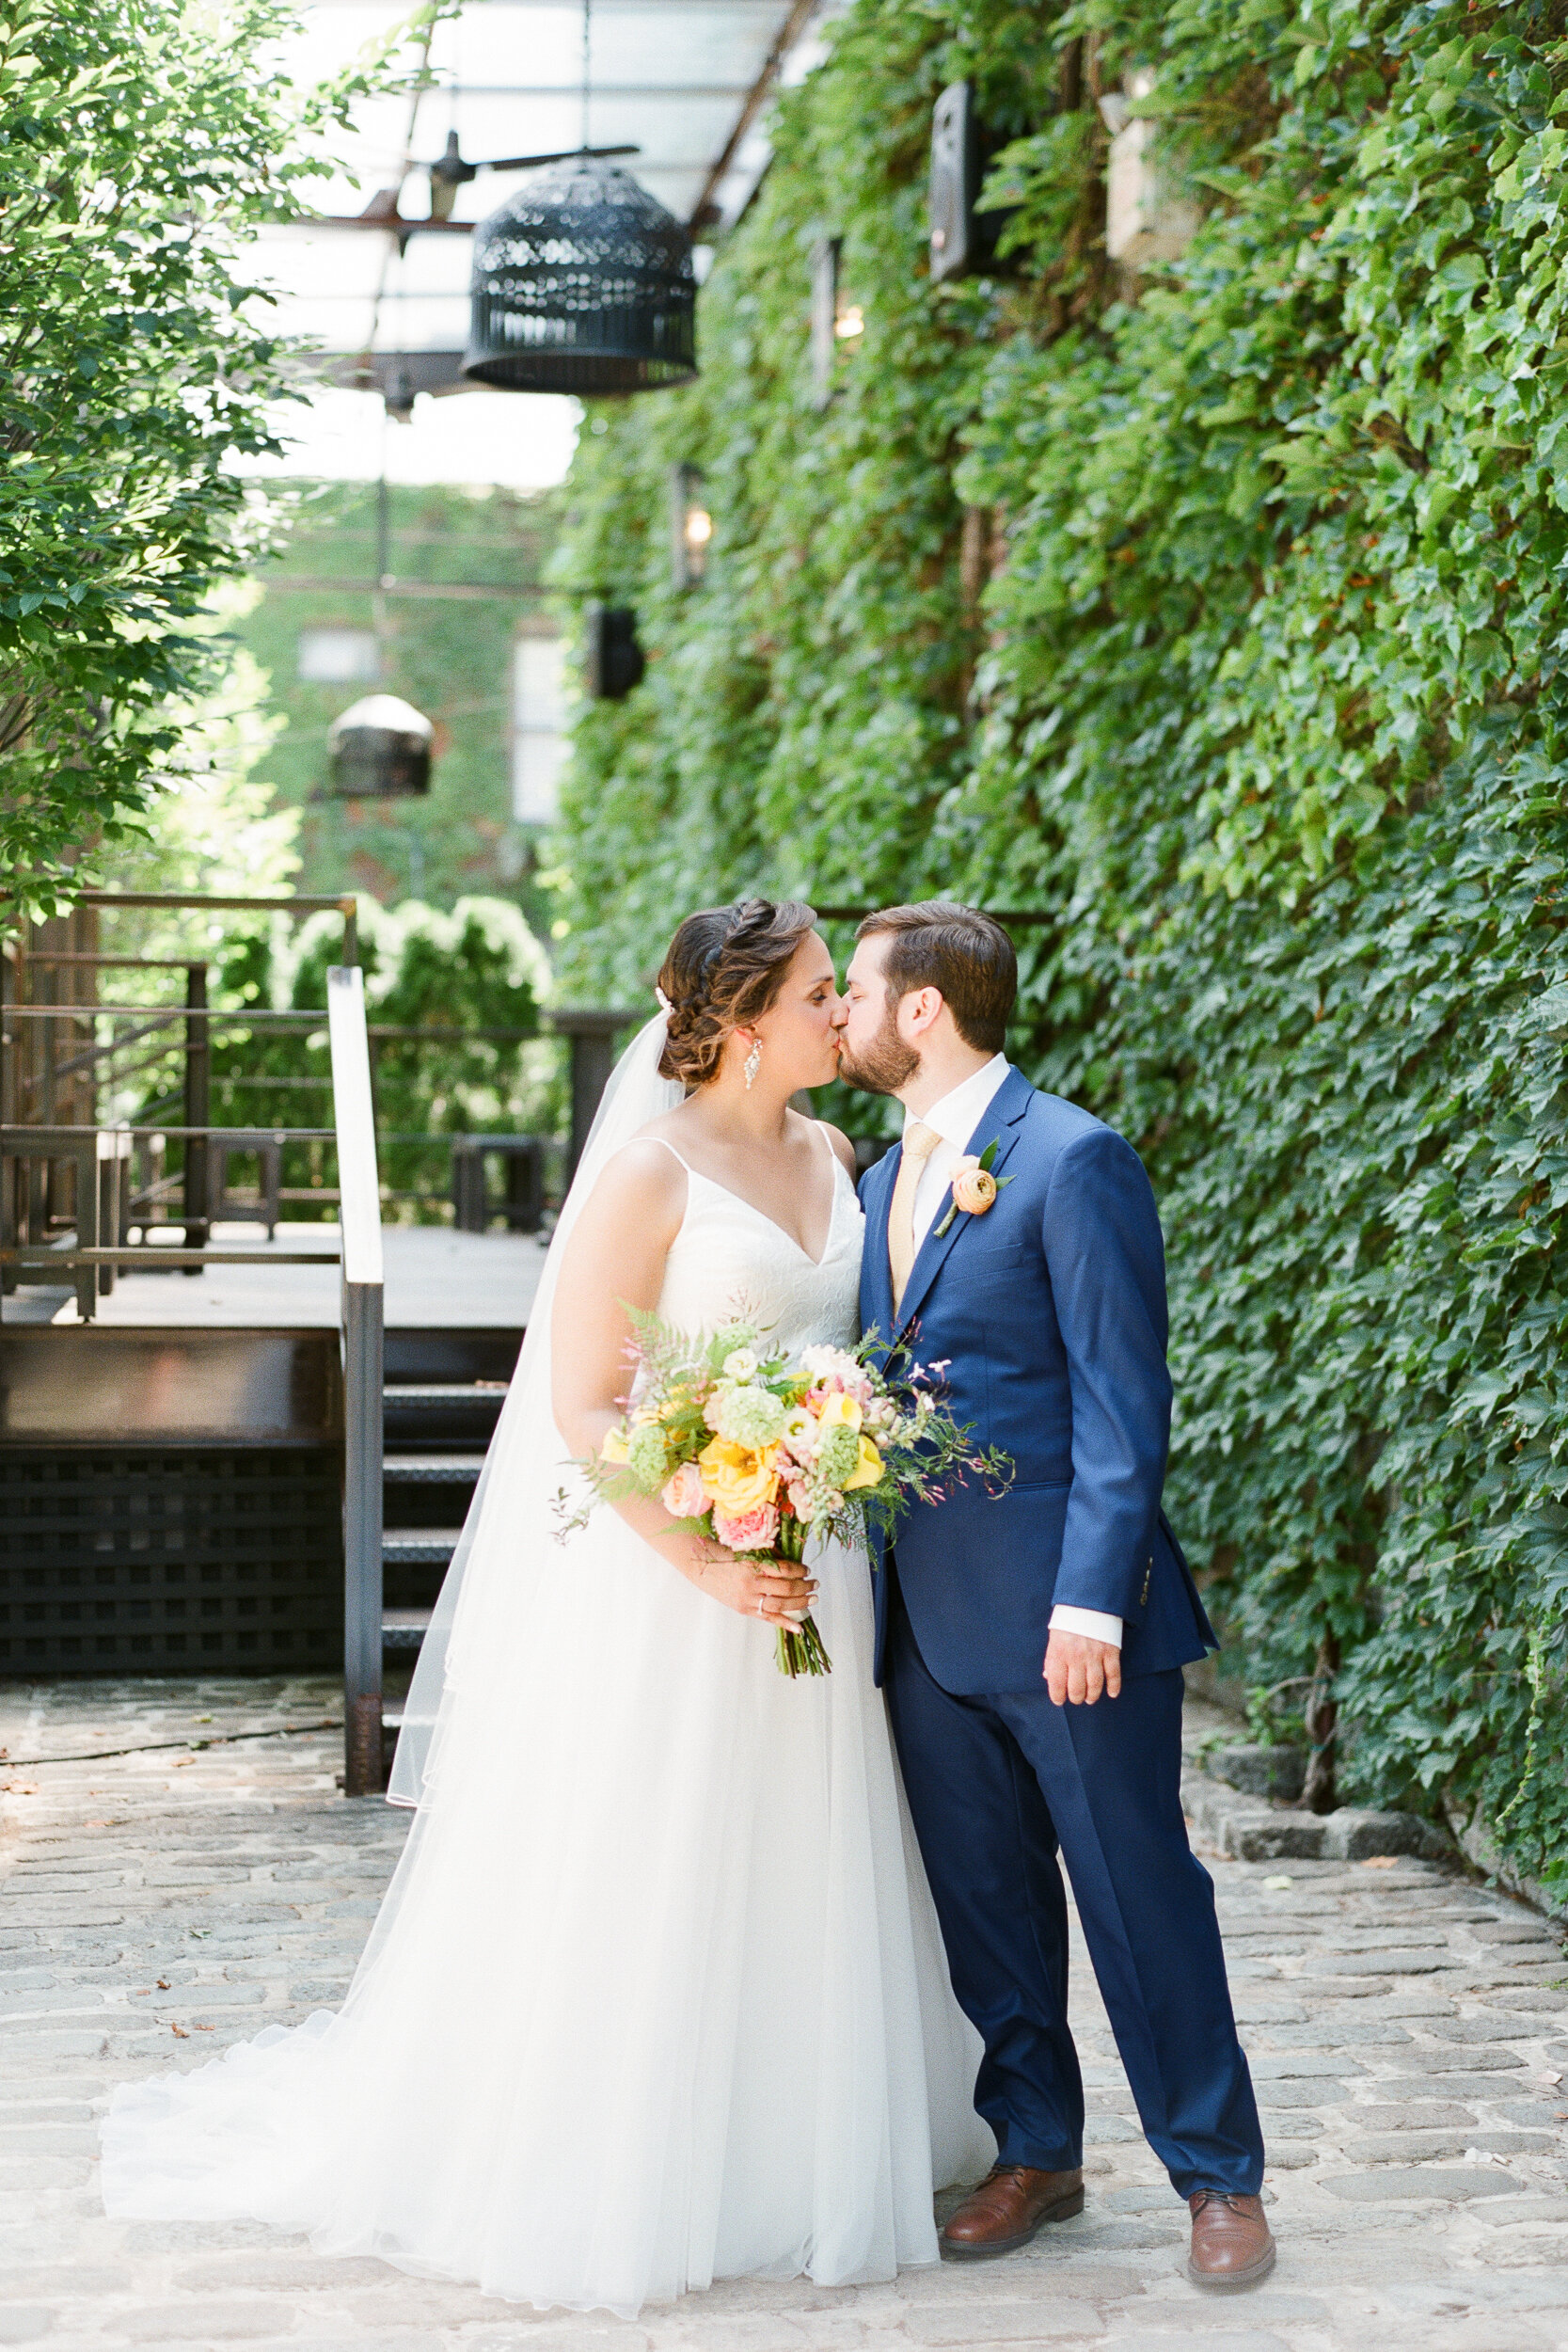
left=768, top=1508, right=830, bottom=1680
left=562, top=1315, right=1011, bottom=1679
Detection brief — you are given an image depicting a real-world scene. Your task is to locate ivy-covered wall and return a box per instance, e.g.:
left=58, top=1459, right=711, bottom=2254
left=234, top=483, right=559, bottom=921
left=553, top=0, right=1568, bottom=1890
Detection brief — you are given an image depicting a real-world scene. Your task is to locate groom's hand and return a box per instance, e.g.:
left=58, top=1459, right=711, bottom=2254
left=1044, top=1631, right=1122, bottom=1706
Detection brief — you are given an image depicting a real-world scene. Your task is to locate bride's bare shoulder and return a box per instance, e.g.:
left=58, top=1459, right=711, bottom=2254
left=600, top=1131, right=688, bottom=1197
left=568, top=1135, right=688, bottom=1245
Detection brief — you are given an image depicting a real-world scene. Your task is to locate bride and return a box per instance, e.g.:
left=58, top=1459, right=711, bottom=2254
left=101, top=898, right=990, bottom=2318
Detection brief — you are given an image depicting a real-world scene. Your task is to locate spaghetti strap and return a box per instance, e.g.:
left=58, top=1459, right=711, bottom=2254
left=635, top=1134, right=692, bottom=1174
left=814, top=1119, right=848, bottom=1185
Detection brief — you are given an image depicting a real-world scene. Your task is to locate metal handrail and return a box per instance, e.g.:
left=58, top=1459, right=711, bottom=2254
left=2, top=1005, right=338, bottom=1022
left=0, top=1248, right=338, bottom=1268
left=327, top=966, right=385, bottom=1797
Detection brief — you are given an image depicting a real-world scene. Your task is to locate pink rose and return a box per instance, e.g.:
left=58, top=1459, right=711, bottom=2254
left=660, top=1461, right=706, bottom=1518
left=712, top=1502, right=780, bottom=1553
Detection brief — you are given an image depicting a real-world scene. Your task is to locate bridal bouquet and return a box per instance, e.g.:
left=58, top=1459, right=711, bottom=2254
left=565, top=1314, right=1010, bottom=1678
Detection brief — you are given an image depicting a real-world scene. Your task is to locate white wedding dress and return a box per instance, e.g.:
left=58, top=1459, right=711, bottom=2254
left=101, top=1015, right=990, bottom=2320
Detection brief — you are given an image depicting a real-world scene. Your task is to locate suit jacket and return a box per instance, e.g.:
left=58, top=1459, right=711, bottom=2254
left=858, top=1065, right=1215, bottom=1693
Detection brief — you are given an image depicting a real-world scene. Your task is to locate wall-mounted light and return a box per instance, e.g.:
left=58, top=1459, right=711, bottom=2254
left=670, top=463, right=712, bottom=588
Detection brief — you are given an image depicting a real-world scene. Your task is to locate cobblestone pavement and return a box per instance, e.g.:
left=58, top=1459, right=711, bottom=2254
left=3, top=1677, right=1567, bottom=2352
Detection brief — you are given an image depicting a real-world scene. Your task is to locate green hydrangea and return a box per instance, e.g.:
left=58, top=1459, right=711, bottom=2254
left=712, top=1384, right=787, bottom=1449
left=816, top=1422, right=861, bottom=1489
left=626, top=1423, right=669, bottom=1493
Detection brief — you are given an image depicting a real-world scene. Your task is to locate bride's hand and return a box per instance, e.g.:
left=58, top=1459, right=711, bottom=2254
left=666, top=1537, right=817, bottom=1629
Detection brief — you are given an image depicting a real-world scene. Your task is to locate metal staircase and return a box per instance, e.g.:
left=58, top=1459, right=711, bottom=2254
left=372, top=1361, right=517, bottom=1786
left=379, top=1377, right=508, bottom=1658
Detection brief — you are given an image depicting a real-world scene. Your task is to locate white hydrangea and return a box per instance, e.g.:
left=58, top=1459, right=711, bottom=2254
left=799, top=1343, right=864, bottom=1389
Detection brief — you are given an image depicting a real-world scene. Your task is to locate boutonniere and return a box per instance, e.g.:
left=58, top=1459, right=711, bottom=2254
left=932, top=1137, right=1016, bottom=1237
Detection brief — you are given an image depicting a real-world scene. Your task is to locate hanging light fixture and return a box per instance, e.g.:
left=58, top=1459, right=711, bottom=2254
left=460, top=0, right=697, bottom=394
left=327, top=694, right=435, bottom=799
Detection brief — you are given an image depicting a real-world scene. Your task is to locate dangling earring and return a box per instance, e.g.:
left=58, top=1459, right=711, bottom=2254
left=743, top=1038, right=761, bottom=1090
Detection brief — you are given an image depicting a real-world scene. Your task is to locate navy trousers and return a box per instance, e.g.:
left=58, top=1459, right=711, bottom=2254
left=884, top=1583, right=1264, bottom=2197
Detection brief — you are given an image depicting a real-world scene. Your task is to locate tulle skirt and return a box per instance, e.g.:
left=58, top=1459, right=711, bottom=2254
left=100, top=1511, right=990, bottom=2318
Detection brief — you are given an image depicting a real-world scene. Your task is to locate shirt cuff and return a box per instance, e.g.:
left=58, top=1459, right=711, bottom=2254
left=1049, top=1605, right=1123, bottom=1649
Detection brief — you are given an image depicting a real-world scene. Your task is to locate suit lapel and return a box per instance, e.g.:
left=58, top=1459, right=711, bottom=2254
left=860, top=1144, right=899, bottom=1347
left=894, top=1065, right=1033, bottom=1339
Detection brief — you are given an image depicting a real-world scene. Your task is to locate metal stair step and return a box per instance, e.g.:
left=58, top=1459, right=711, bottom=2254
left=381, top=1609, right=433, bottom=1651
left=383, top=1454, right=484, bottom=1483
left=382, top=1383, right=509, bottom=1406
left=382, top=1528, right=463, bottom=1565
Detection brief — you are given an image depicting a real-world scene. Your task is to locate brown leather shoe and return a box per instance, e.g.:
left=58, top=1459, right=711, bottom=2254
left=1187, top=2189, right=1275, bottom=2289
left=939, top=2165, right=1085, bottom=2260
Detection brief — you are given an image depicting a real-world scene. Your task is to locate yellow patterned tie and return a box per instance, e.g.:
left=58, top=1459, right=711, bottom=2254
left=889, top=1120, right=941, bottom=1315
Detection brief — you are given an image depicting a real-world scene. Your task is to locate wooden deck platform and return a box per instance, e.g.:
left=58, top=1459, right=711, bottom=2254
left=1, top=1222, right=546, bottom=1331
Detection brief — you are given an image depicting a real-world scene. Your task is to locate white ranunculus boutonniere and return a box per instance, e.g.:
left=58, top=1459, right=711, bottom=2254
left=932, top=1136, right=1016, bottom=1238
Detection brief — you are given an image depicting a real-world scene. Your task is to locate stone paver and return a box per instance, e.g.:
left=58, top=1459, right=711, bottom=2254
left=2, top=1677, right=1566, bottom=2350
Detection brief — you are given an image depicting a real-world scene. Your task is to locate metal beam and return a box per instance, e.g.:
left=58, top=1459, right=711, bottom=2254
left=436, top=83, right=754, bottom=98
left=689, top=0, right=820, bottom=226
left=64, top=890, right=356, bottom=914
left=256, top=576, right=547, bottom=601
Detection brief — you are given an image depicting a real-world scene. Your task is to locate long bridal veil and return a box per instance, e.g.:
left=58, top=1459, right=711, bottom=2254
left=101, top=1003, right=991, bottom=2314
left=387, top=1008, right=680, bottom=1807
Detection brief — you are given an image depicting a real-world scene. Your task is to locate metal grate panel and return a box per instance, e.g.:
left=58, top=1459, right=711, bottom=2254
left=0, top=1449, right=342, bottom=1674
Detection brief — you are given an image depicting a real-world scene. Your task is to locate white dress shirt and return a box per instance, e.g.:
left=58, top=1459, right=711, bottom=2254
left=902, top=1058, right=1123, bottom=1654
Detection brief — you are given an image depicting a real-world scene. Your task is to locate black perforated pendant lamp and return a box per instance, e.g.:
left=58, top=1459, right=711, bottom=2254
left=461, top=154, right=697, bottom=394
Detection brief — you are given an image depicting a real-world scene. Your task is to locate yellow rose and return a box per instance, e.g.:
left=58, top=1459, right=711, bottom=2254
left=815, top=1390, right=863, bottom=1434
left=697, top=1434, right=780, bottom=1517
left=844, top=1436, right=883, bottom=1492
left=599, top=1427, right=630, bottom=1464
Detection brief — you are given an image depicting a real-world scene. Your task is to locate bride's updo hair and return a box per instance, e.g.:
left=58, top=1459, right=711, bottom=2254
left=657, top=898, right=818, bottom=1089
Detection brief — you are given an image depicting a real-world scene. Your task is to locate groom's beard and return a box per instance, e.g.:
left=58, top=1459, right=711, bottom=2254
left=837, top=1003, right=920, bottom=1096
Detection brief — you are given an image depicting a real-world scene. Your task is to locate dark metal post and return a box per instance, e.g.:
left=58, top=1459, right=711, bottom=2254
left=71, top=1134, right=97, bottom=1322
left=182, top=963, right=210, bottom=1259
left=342, top=1277, right=385, bottom=1796
left=327, top=963, right=386, bottom=1797
left=451, top=1139, right=484, bottom=1232
left=96, top=1132, right=128, bottom=1299
left=0, top=951, right=13, bottom=1297
left=553, top=1009, right=629, bottom=1179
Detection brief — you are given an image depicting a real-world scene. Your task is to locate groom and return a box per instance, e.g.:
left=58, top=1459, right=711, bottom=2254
left=835, top=901, right=1273, bottom=2292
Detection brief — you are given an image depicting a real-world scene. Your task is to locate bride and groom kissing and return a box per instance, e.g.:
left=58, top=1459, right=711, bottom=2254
left=102, top=898, right=1275, bottom=2313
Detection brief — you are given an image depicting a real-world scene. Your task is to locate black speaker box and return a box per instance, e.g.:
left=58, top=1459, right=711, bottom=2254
left=929, top=82, right=1013, bottom=284
left=584, top=604, right=645, bottom=700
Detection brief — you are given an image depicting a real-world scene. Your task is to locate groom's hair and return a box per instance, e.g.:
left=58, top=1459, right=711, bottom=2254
left=855, top=901, right=1016, bottom=1054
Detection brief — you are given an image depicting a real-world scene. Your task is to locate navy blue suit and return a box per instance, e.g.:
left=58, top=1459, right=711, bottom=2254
left=860, top=1067, right=1263, bottom=2195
